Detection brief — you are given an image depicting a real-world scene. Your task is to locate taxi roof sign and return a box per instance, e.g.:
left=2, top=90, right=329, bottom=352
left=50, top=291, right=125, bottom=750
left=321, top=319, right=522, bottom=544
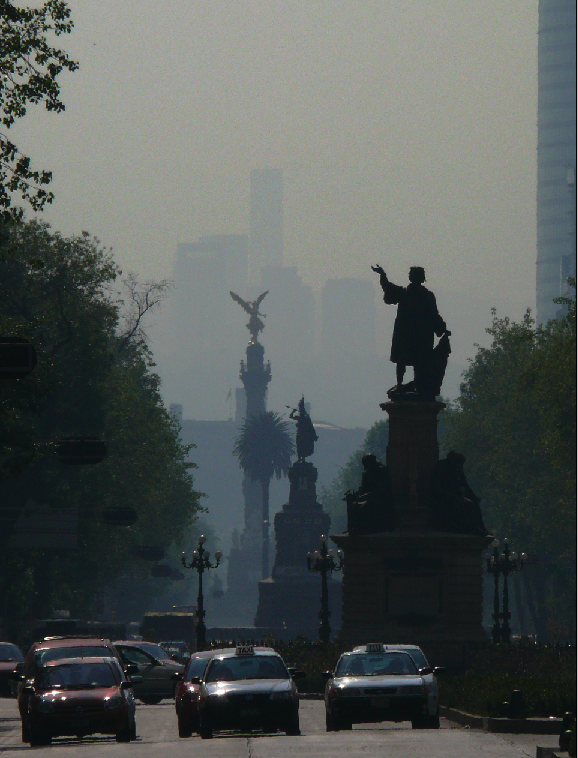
left=235, top=645, right=255, bottom=656
left=365, top=643, right=385, bottom=653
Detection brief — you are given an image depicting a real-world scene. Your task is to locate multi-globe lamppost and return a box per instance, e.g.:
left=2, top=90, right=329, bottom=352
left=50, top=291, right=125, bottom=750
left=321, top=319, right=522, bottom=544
left=181, top=535, right=222, bottom=651
left=307, top=534, right=344, bottom=644
left=486, top=537, right=527, bottom=644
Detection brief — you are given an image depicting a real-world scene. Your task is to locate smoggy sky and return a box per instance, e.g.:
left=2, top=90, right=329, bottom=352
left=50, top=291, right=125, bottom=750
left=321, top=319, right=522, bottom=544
left=15, top=0, right=538, bottom=321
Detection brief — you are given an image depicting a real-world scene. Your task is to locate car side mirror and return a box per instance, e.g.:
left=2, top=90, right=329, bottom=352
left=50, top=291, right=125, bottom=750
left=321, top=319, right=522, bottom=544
left=128, top=675, right=143, bottom=685
left=8, top=671, right=24, bottom=681
left=23, top=685, right=34, bottom=694
left=418, top=667, right=433, bottom=676
left=321, top=671, right=333, bottom=680
left=433, top=666, right=446, bottom=676
left=170, top=672, right=182, bottom=682
left=124, top=663, right=139, bottom=676
left=291, top=671, right=306, bottom=680
left=188, top=676, right=202, bottom=685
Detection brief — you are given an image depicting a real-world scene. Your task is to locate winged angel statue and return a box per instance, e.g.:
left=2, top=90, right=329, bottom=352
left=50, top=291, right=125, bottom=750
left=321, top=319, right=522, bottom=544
left=230, top=290, right=269, bottom=343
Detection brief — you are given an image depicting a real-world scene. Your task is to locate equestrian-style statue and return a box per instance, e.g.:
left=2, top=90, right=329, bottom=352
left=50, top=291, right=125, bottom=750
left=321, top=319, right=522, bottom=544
left=230, top=290, right=269, bottom=343
left=289, top=396, right=318, bottom=462
left=371, top=264, right=451, bottom=398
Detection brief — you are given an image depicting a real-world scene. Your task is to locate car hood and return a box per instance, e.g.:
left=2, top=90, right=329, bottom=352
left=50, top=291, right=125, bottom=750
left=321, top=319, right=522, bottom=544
left=334, top=675, right=424, bottom=688
left=36, top=685, right=121, bottom=703
left=206, top=679, right=293, bottom=696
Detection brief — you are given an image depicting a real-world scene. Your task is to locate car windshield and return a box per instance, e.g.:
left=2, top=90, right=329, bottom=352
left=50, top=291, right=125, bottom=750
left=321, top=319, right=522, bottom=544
left=136, top=643, right=171, bottom=660
left=398, top=648, right=428, bottom=669
left=0, top=644, right=23, bottom=662
left=185, top=657, right=211, bottom=680
left=205, top=655, right=289, bottom=683
left=37, top=662, right=118, bottom=690
left=335, top=652, right=418, bottom=677
left=32, top=646, right=114, bottom=675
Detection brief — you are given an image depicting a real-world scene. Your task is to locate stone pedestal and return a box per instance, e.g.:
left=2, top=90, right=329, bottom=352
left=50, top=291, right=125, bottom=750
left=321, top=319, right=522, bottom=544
left=254, top=461, right=342, bottom=637
left=334, top=399, right=492, bottom=668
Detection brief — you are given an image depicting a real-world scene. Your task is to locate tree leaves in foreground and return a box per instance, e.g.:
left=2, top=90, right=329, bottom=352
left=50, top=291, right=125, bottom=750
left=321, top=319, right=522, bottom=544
left=442, top=291, right=576, bottom=634
left=0, top=221, right=202, bottom=641
left=0, top=0, right=78, bottom=224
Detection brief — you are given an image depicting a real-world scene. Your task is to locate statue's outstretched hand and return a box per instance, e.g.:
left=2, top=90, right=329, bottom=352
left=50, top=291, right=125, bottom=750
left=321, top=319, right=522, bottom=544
left=371, top=264, right=385, bottom=275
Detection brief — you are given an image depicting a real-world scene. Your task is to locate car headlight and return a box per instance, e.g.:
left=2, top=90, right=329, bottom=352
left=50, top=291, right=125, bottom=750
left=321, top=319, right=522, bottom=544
left=402, top=685, right=426, bottom=695
left=270, top=691, right=292, bottom=700
left=341, top=687, right=362, bottom=697
left=36, top=699, right=54, bottom=714
left=208, top=692, right=228, bottom=702
left=104, top=696, right=123, bottom=710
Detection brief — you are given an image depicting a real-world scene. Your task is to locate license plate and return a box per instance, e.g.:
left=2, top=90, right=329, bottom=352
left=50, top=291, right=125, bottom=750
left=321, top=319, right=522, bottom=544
left=70, top=718, right=91, bottom=732
left=240, top=708, right=260, bottom=718
left=371, top=697, right=390, bottom=708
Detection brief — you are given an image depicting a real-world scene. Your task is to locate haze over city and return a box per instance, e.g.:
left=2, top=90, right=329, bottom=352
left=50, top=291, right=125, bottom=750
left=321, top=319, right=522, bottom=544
left=13, top=1, right=539, bottom=424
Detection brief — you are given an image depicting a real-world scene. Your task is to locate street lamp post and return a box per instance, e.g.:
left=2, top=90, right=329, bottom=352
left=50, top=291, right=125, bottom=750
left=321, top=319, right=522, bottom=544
left=486, top=538, right=527, bottom=644
left=306, top=534, right=344, bottom=644
left=181, top=535, right=222, bottom=651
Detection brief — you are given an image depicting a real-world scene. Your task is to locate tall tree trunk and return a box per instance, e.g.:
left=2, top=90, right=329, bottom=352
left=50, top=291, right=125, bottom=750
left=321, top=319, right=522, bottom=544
left=261, top=477, right=270, bottom=579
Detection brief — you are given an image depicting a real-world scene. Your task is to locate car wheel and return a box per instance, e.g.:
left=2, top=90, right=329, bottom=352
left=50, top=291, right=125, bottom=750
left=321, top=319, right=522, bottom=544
left=115, top=716, right=132, bottom=743
left=30, top=722, right=51, bottom=746
left=325, top=711, right=336, bottom=732
left=199, top=715, right=213, bottom=739
left=130, top=715, right=137, bottom=740
left=411, top=716, right=428, bottom=729
left=21, top=720, right=30, bottom=744
left=178, top=716, right=192, bottom=738
left=339, top=718, right=353, bottom=730
left=140, top=696, right=163, bottom=705
left=284, top=713, right=301, bottom=736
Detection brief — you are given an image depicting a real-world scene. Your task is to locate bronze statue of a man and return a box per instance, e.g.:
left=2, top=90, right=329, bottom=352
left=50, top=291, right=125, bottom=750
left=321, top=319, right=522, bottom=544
left=371, top=264, right=450, bottom=396
left=289, top=396, right=318, bottom=463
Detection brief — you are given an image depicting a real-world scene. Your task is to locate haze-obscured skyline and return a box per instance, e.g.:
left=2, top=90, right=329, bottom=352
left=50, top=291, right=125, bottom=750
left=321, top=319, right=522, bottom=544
left=13, top=1, right=539, bottom=425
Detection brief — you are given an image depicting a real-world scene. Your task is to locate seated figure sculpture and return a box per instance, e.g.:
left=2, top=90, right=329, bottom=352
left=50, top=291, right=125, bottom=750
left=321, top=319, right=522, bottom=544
left=345, top=454, right=397, bottom=535
left=430, top=451, right=487, bottom=536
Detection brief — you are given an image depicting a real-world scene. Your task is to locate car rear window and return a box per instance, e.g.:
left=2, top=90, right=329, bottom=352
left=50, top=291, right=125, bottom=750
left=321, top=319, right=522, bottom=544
left=335, top=652, right=417, bottom=677
left=0, top=644, right=23, bottom=662
left=37, top=662, right=118, bottom=690
left=205, top=655, right=289, bottom=683
left=32, top=646, right=114, bottom=675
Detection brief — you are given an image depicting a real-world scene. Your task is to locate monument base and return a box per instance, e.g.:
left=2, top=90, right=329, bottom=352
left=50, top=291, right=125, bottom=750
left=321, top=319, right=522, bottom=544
left=332, top=530, right=492, bottom=669
left=254, top=576, right=342, bottom=639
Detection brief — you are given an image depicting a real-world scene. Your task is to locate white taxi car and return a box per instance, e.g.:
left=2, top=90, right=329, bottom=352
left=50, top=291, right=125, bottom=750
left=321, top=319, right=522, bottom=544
left=323, top=643, right=441, bottom=730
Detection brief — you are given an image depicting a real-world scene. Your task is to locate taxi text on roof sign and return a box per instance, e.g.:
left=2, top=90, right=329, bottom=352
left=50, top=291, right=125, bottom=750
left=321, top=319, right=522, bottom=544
left=365, top=643, right=385, bottom=653
left=235, top=645, right=255, bottom=656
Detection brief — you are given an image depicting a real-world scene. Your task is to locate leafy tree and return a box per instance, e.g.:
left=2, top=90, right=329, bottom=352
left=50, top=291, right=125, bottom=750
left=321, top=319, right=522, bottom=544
left=233, top=411, right=294, bottom=578
left=319, top=419, right=389, bottom=534
left=0, top=221, right=202, bottom=641
left=442, top=293, right=576, bottom=638
left=0, top=0, right=77, bottom=225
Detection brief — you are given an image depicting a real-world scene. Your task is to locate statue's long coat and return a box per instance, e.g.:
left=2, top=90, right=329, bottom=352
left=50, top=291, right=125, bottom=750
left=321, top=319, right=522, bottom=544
left=380, top=280, right=446, bottom=366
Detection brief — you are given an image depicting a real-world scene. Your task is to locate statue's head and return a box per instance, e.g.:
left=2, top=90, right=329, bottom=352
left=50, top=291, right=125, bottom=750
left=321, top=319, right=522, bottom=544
left=446, top=450, right=466, bottom=468
left=362, top=453, right=378, bottom=469
left=298, top=396, right=306, bottom=412
left=408, top=266, right=426, bottom=284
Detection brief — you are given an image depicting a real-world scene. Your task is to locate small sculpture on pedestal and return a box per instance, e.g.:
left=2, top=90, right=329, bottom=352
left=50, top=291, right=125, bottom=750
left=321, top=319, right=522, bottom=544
left=344, top=453, right=397, bottom=535
left=289, top=396, right=318, bottom=463
left=430, top=451, right=488, bottom=536
left=371, top=264, right=451, bottom=398
left=230, top=290, right=269, bottom=344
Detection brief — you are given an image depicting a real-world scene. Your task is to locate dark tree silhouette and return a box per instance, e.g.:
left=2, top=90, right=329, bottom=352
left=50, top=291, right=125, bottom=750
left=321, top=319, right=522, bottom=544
left=234, top=411, right=294, bottom=578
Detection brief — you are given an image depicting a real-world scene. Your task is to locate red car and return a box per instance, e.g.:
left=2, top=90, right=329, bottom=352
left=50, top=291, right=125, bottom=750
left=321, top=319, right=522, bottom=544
left=16, top=636, right=129, bottom=741
left=174, top=649, right=222, bottom=737
left=22, top=657, right=139, bottom=746
left=0, top=642, right=24, bottom=697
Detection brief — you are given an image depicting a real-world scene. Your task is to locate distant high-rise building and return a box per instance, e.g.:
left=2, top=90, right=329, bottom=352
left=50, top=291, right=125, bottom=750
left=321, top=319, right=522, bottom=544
left=321, top=278, right=376, bottom=355
left=249, top=169, right=283, bottom=283
left=536, top=0, right=577, bottom=322
left=172, top=234, right=249, bottom=354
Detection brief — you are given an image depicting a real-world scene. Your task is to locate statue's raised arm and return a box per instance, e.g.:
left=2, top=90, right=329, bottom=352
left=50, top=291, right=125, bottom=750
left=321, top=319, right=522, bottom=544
left=372, top=265, right=451, bottom=398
